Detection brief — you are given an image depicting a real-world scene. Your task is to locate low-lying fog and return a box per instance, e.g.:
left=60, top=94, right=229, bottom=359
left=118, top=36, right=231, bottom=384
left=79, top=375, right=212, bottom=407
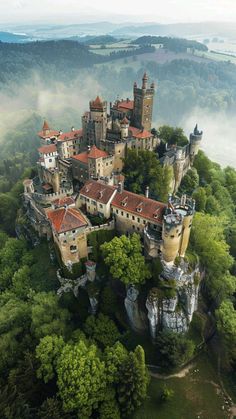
left=182, top=110, right=236, bottom=168
left=0, top=76, right=235, bottom=169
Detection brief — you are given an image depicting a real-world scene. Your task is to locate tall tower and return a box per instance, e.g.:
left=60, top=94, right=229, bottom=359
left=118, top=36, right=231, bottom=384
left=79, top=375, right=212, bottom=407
left=82, top=96, right=107, bottom=149
left=132, top=73, right=155, bottom=131
left=189, top=124, right=203, bottom=164
left=161, top=195, right=195, bottom=264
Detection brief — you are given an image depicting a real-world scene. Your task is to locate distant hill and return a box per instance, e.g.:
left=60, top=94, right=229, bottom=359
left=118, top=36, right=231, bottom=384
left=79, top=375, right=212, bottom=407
left=69, top=35, right=119, bottom=45
left=132, top=36, right=208, bottom=52
left=0, top=31, right=30, bottom=43
left=111, top=21, right=236, bottom=39
left=0, top=40, right=105, bottom=85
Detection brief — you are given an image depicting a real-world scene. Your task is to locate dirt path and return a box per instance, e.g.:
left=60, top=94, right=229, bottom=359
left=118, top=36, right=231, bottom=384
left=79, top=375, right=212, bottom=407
left=147, top=362, right=195, bottom=379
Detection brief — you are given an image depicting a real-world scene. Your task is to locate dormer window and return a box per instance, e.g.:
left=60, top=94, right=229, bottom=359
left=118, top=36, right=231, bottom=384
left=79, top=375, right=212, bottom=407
left=121, top=196, right=128, bottom=207
left=99, top=189, right=105, bottom=199
left=136, top=202, right=143, bottom=213
left=153, top=208, right=160, bottom=219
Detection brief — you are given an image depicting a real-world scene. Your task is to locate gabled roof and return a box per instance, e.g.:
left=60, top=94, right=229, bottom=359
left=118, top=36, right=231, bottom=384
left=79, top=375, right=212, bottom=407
left=128, top=126, right=153, bottom=139
left=117, top=100, right=134, bottom=111
left=72, top=146, right=108, bottom=164
left=57, top=129, right=83, bottom=142
left=111, top=190, right=166, bottom=224
left=38, top=144, right=57, bottom=154
left=47, top=207, right=88, bottom=234
left=80, top=180, right=117, bottom=205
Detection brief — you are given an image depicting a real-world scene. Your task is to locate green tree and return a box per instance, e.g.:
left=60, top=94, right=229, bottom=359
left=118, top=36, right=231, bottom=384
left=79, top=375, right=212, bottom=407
left=0, top=238, right=28, bottom=291
left=192, top=187, right=207, bottom=212
left=31, top=292, right=71, bottom=340
left=158, top=125, right=189, bottom=147
left=161, top=385, right=174, bottom=401
left=84, top=313, right=120, bottom=348
left=190, top=213, right=234, bottom=301
left=180, top=168, right=199, bottom=194
left=122, top=149, right=172, bottom=201
left=36, top=335, right=65, bottom=383
left=99, top=388, right=120, bottom=419
left=216, top=300, right=236, bottom=362
left=56, top=340, right=106, bottom=417
left=104, top=342, right=128, bottom=383
left=156, top=331, right=195, bottom=369
left=101, top=233, right=151, bottom=286
left=12, top=265, right=31, bottom=299
left=0, top=296, right=31, bottom=374
left=117, top=345, right=149, bottom=416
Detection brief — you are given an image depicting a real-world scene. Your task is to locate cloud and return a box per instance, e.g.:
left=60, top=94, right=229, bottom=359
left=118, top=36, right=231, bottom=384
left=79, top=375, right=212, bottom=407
left=181, top=108, right=236, bottom=168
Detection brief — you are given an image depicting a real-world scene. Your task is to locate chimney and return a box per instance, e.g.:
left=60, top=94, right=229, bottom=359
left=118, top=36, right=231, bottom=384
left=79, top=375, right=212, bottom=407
left=118, top=182, right=124, bottom=194
left=145, top=186, right=149, bottom=198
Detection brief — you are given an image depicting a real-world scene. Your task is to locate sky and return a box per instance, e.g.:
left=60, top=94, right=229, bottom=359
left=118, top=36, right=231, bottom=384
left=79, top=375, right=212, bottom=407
left=0, top=0, right=236, bottom=25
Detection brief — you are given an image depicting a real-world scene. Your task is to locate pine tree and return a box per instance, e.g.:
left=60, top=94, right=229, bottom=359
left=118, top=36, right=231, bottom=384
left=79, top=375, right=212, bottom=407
left=117, top=345, right=149, bottom=416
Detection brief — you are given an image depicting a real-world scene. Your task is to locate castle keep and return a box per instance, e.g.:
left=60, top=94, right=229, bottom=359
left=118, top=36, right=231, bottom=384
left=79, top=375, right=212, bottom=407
left=23, top=73, right=203, bottom=335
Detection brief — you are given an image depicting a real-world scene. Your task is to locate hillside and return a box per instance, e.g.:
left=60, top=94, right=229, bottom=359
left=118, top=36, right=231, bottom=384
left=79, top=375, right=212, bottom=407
left=132, top=36, right=208, bottom=52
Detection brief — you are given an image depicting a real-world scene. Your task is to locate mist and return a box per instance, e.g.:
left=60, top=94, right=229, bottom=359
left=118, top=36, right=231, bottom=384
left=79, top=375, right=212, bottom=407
left=0, top=72, right=235, bottom=168
left=182, top=109, right=236, bottom=168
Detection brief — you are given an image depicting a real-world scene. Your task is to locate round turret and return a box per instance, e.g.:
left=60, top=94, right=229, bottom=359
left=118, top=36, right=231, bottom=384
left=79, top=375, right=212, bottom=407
left=162, top=210, right=183, bottom=264
left=189, top=124, right=203, bottom=164
left=172, top=195, right=195, bottom=257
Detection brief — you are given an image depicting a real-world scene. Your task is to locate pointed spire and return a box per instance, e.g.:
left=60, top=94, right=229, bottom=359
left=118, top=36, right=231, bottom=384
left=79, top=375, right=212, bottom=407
left=42, top=120, right=50, bottom=131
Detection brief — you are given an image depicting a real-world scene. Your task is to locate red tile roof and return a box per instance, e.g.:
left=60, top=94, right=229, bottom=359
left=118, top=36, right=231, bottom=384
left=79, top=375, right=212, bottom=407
left=38, top=130, right=60, bottom=139
left=47, top=207, right=88, bottom=234
left=80, top=180, right=117, bottom=205
left=52, top=196, right=75, bottom=207
left=72, top=146, right=108, bottom=164
left=57, top=129, right=83, bottom=142
left=88, top=145, right=108, bottom=159
left=38, top=144, right=57, bottom=154
left=128, top=126, right=153, bottom=139
left=111, top=190, right=166, bottom=224
left=90, top=96, right=104, bottom=109
left=117, top=100, right=134, bottom=111
left=42, top=183, right=53, bottom=191
left=72, top=151, right=89, bottom=165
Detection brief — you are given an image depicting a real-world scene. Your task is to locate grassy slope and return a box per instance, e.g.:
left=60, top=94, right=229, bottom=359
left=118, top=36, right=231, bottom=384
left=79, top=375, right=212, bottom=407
left=134, top=352, right=228, bottom=419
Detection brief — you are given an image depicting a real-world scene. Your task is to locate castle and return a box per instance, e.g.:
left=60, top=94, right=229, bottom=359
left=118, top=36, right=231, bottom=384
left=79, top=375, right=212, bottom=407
left=23, top=73, right=203, bottom=336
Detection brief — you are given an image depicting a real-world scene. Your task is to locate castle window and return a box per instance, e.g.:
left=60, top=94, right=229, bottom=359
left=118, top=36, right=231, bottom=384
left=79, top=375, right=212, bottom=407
left=70, top=245, right=77, bottom=253
left=132, top=216, right=135, bottom=220
left=126, top=213, right=129, bottom=218
left=116, top=209, right=118, bottom=214
left=143, top=220, right=146, bottom=224
left=72, top=230, right=76, bottom=233
left=171, top=235, right=175, bottom=238
left=63, top=240, right=67, bottom=243
left=137, top=217, right=140, bottom=223
left=49, top=158, right=52, bottom=162
left=121, top=211, right=124, bottom=216
left=99, top=204, right=103, bottom=209
left=132, top=225, right=135, bottom=230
